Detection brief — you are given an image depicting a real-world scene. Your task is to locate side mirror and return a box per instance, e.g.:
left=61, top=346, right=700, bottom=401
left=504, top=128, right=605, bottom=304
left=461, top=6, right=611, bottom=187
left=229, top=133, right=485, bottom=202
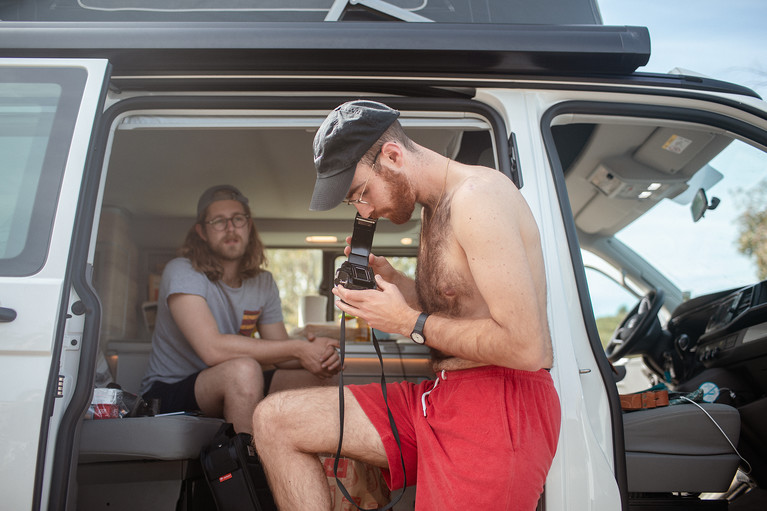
left=691, top=188, right=720, bottom=222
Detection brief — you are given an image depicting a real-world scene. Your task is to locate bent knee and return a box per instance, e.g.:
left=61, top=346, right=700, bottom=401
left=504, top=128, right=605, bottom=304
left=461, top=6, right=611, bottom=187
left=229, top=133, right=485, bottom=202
left=222, top=357, right=264, bottom=386
left=253, top=387, right=332, bottom=437
left=252, top=391, right=291, bottom=441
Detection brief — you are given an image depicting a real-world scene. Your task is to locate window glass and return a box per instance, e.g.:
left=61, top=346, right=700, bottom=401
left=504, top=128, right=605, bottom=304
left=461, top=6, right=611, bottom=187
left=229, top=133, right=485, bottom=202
left=615, top=139, right=766, bottom=299
left=265, top=248, right=323, bottom=331
left=553, top=114, right=767, bottom=368
left=582, top=252, right=641, bottom=348
left=0, top=67, right=87, bottom=276
left=0, top=83, right=59, bottom=259
left=386, top=256, right=417, bottom=279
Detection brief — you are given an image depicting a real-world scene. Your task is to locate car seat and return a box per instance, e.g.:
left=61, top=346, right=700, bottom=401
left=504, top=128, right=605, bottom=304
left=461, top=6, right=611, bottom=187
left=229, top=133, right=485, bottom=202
left=623, top=402, right=741, bottom=493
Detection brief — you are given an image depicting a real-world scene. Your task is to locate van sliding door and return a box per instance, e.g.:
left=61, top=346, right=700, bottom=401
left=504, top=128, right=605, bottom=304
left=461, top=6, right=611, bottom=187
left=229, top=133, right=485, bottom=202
left=0, top=59, right=109, bottom=511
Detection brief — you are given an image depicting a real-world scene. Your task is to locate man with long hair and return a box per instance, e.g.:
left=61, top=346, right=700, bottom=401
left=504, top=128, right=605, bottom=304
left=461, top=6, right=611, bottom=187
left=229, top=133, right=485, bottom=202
left=253, top=101, right=560, bottom=510
left=141, top=185, right=341, bottom=433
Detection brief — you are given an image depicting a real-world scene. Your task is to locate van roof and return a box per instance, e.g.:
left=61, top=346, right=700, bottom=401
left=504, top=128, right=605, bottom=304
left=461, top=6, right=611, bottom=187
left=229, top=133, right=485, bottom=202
left=2, top=20, right=760, bottom=99
left=1, top=22, right=651, bottom=76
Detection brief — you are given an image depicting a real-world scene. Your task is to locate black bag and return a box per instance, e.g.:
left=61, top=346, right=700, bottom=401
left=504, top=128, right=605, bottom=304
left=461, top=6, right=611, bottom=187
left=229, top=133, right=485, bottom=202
left=200, top=423, right=277, bottom=511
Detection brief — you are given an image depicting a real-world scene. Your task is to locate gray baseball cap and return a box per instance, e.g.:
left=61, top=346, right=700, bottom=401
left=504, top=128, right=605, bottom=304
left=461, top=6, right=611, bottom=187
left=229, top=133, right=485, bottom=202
left=197, top=184, right=249, bottom=220
left=310, top=100, right=400, bottom=211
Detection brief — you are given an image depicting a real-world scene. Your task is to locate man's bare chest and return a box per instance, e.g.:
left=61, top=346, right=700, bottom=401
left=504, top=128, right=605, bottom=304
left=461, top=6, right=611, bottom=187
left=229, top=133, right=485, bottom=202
left=415, top=223, right=476, bottom=317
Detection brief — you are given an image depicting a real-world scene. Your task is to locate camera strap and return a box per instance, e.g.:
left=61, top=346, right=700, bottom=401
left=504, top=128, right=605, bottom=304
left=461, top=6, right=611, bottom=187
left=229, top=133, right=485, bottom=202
left=333, top=313, right=407, bottom=511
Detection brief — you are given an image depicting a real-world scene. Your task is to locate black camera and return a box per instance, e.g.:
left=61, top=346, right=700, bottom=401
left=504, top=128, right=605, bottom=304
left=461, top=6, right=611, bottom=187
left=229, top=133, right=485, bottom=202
left=334, top=213, right=377, bottom=290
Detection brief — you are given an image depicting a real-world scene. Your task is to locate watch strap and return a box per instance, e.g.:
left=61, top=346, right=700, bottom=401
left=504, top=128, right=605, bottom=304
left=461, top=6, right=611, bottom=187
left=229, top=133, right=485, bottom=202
left=411, top=312, right=429, bottom=343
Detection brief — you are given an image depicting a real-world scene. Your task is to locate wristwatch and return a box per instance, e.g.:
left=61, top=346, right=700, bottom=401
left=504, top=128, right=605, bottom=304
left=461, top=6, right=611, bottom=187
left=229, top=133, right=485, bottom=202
left=410, top=312, right=429, bottom=344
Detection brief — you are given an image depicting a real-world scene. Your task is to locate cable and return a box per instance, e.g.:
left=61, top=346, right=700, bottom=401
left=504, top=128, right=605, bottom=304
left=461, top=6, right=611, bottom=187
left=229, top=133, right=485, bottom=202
left=678, top=396, right=752, bottom=475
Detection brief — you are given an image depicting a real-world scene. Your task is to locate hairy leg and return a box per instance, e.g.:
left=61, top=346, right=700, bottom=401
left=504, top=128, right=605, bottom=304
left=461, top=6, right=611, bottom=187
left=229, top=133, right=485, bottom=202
left=196, top=357, right=265, bottom=434
left=252, top=386, right=387, bottom=511
left=268, top=368, right=338, bottom=393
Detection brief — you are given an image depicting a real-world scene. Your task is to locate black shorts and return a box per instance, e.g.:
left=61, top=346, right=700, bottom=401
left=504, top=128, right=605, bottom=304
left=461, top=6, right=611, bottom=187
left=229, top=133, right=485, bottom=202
left=143, top=372, right=201, bottom=414
left=142, top=368, right=277, bottom=415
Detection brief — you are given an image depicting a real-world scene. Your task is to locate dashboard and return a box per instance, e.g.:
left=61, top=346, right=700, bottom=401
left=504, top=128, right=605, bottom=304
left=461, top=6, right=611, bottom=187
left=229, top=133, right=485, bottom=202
left=697, top=281, right=767, bottom=366
left=660, top=280, right=767, bottom=393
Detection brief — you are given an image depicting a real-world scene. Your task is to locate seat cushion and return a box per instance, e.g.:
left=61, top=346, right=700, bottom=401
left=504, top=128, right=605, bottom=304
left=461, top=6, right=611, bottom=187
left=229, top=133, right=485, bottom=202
left=624, top=403, right=740, bottom=455
left=623, top=403, right=741, bottom=492
left=79, top=415, right=225, bottom=463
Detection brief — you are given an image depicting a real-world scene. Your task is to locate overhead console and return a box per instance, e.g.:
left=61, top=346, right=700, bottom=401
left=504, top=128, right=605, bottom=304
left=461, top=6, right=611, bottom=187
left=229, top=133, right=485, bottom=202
left=697, top=280, right=767, bottom=367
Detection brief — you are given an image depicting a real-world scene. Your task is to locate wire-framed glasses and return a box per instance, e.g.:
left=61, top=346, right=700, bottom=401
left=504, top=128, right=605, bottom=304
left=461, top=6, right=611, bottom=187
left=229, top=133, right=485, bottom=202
left=342, top=150, right=380, bottom=206
left=342, top=173, right=371, bottom=206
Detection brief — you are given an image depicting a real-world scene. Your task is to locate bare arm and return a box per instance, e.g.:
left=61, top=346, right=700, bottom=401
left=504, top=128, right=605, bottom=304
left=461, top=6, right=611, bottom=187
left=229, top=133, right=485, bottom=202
left=422, top=183, right=552, bottom=370
left=334, top=175, right=551, bottom=371
left=169, top=294, right=341, bottom=376
left=256, top=322, right=337, bottom=371
left=256, top=321, right=299, bottom=370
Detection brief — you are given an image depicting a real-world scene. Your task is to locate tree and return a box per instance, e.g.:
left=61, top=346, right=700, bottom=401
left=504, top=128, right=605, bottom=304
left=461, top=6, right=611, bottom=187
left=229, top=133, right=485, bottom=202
left=736, top=178, right=767, bottom=280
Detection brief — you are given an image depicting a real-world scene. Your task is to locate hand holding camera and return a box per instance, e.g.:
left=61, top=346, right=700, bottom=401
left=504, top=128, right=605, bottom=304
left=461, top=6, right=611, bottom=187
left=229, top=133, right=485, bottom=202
left=334, top=214, right=419, bottom=338
left=334, top=213, right=377, bottom=290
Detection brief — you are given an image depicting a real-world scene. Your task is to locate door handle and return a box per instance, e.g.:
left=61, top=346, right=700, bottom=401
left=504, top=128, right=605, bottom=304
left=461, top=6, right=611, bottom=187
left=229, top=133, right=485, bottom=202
left=0, top=307, right=17, bottom=322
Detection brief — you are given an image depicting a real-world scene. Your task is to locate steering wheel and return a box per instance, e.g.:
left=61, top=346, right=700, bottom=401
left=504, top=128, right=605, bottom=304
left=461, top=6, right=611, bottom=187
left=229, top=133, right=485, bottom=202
left=605, top=289, right=665, bottom=363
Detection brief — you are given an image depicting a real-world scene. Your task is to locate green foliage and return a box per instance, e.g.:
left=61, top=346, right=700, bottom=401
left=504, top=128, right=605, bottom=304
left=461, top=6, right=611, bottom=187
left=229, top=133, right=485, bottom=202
left=387, top=256, right=417, bottom=279
left=736, top=178, right=767, bottom=280
left=595, top=305, right=628, bottom=348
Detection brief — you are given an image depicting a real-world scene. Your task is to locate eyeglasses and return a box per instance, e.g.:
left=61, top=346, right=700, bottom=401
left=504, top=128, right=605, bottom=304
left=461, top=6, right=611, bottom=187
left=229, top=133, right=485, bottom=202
left=342, top=173, right=371, bottom=206
left=205, top=214, right=250, bottom=231
left=342, top=150, right=379, bottom=206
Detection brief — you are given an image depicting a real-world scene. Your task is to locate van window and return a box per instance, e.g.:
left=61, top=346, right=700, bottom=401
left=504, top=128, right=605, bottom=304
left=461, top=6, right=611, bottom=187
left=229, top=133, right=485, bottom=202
left=582, top=250, right=642, bottom=347
left=0, top=67, right=87, bottom=276
left=266, top=248, right=323, bottom=330
left=615, top=138, right=767, bottom=297
left=552, top=114, right=767, bottom=340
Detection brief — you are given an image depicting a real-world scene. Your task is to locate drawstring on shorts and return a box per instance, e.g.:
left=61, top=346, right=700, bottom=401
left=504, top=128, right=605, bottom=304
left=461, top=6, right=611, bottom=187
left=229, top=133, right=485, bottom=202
left=421, top=370, right=447, bottom=417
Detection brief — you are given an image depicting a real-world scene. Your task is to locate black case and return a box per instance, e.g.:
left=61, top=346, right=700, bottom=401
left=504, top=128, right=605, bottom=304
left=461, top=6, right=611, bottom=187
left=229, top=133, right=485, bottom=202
left=200, top=423, right=277, bottom=511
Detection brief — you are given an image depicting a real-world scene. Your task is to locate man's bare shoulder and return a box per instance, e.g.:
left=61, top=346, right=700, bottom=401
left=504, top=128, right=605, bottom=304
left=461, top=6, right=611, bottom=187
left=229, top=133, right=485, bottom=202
left=451, top=164, right=527, bottom=217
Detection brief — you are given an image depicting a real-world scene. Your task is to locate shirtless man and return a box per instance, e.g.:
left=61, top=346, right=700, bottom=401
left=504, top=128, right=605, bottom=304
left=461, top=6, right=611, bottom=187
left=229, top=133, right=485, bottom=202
left=252, top=100, right=560, bottom=510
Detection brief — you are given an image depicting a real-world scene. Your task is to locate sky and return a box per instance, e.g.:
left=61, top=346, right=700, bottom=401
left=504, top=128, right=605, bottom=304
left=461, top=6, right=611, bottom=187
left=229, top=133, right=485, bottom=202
left=598, top=0, right=767, bottom=97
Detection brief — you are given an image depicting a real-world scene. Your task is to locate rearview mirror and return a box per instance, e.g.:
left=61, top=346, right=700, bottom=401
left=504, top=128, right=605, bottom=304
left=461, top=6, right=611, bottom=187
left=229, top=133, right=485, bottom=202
left=691, top=188, right=720, bottom=222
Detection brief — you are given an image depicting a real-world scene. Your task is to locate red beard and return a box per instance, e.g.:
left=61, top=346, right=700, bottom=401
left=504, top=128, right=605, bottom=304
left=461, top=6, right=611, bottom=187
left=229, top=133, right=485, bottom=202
left=378, top=166, right=416, bottom=224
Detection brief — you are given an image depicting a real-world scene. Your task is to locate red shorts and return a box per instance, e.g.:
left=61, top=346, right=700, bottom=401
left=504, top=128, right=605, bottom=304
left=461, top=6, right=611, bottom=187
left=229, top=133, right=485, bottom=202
left=349, top=366, right=560, bottom=511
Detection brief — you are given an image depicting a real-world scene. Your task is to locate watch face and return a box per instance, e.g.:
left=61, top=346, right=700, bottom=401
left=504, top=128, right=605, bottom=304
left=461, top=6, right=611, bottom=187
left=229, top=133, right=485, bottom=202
left=411, top=332, right=425, bottom=344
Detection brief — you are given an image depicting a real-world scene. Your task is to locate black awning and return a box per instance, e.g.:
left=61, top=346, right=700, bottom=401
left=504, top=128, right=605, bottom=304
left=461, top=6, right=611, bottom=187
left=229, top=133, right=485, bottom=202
left=0, top=22, right=650, bottom=77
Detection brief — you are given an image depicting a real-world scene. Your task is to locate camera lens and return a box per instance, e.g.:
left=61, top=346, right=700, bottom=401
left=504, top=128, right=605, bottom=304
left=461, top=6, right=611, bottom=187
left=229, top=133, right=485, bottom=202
left=334, top=269, right=350, bottom=287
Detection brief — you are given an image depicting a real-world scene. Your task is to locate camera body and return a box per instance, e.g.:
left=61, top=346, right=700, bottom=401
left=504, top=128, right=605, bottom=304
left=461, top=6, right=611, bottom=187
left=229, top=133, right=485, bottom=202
left=334, top=213, right=377, bottom=290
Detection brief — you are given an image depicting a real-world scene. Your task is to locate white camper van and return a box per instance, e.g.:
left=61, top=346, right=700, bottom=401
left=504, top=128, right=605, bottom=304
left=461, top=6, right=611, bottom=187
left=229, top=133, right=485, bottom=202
left=1, top=1, right=766, bottom=510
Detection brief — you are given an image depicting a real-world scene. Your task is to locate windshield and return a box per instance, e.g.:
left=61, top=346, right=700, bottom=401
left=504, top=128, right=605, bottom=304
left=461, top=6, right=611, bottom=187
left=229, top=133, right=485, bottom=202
left=616, top=138, right=766, bottom=300
left=555, top=112, right=767, bottom=341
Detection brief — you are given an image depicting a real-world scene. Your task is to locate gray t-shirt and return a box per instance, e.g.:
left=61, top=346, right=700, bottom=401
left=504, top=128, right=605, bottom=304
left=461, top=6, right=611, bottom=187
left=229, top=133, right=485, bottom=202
left=140, top=257, right=283, bottom=394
